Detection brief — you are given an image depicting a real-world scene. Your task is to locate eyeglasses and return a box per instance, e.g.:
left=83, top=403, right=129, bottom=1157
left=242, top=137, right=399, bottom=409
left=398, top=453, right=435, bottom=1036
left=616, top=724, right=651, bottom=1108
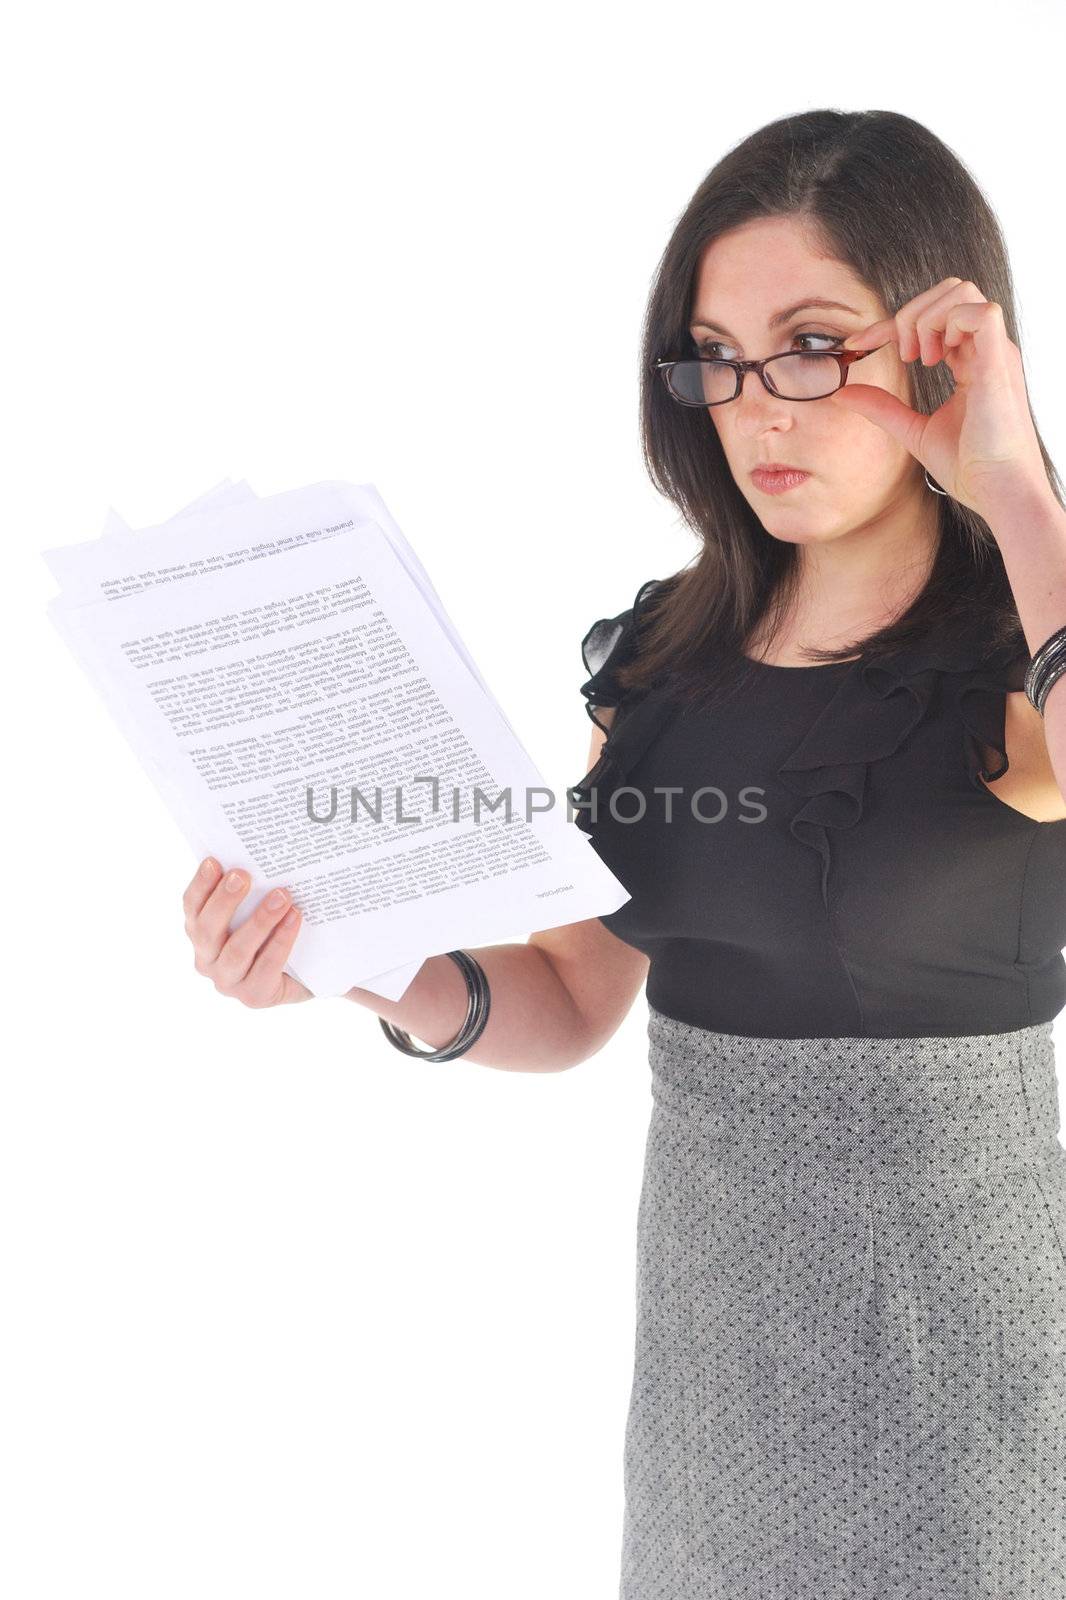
left=653, top=342, right=888, bottom=406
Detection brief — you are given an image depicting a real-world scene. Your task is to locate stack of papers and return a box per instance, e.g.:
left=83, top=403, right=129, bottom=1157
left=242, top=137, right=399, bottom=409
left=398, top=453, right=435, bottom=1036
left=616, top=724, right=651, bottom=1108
left=43, top=479, right=630, bottom=1001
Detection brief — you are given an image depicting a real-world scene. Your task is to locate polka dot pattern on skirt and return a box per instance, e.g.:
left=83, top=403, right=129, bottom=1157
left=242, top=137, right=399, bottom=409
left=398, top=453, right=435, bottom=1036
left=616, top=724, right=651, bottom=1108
left=619, top=1006, right=1066, bottom=1599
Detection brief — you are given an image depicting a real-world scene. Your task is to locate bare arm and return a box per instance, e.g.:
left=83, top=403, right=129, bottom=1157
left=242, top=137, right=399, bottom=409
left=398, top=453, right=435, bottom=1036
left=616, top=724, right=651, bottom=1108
left=344, top=706, right=649, bottom=1072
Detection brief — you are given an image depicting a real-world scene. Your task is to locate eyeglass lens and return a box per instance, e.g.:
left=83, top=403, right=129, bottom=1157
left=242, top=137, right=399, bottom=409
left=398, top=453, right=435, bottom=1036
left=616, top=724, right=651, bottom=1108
left=667, top=352, right=844, bottom=405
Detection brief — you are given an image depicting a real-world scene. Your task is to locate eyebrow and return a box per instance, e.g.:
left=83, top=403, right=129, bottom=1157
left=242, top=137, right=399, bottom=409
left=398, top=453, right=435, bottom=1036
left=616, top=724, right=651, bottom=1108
left=689, top=298, right=864, bottom=337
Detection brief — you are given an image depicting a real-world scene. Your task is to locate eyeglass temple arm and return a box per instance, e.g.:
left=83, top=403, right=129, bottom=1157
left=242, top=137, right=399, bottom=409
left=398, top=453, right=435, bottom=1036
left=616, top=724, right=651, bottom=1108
left=652, top=341, right=890, bottom=372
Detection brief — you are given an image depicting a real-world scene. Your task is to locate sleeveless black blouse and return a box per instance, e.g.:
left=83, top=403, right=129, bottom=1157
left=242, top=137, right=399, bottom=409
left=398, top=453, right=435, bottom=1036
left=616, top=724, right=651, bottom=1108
left=572, top=578, right=1066, bottom=1039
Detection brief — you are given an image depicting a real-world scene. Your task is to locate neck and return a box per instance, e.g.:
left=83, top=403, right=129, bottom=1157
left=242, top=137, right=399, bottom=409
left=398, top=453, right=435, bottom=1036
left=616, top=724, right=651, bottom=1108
left=772, top=483, right=941, bottom=650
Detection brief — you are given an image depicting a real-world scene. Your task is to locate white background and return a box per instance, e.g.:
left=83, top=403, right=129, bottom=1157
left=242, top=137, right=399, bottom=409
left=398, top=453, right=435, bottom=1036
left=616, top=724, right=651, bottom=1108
left=6, top=2, right=1066, bottom=1596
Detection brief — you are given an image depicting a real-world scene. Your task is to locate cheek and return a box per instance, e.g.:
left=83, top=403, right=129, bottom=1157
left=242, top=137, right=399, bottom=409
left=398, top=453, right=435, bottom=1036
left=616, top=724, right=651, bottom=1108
left=814, top=412, right=917, bottom=495
left=834, top=411, right=905, bottom=468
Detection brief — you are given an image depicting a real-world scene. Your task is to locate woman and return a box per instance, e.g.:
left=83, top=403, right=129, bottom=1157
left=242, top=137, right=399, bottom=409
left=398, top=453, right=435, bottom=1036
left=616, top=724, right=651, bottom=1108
left=184, top=110, right=1066, bottom=1596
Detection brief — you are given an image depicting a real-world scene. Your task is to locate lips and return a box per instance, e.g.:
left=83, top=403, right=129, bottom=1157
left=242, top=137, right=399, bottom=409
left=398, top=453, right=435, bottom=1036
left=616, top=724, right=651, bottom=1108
left=750, top=465, right=810, bottom=494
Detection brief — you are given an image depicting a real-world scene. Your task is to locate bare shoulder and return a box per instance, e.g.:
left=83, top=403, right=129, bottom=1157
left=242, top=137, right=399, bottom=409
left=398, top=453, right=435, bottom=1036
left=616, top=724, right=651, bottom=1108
left=978, top=690, right=1066, bottom=822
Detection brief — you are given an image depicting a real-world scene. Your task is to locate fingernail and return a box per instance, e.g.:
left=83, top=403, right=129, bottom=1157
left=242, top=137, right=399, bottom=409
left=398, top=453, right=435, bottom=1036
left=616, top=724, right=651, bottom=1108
left=265, top=888, right=287, bottom=909
left=225, top=870, right=245, bottom=893
left=200, top=857, right=218, bottom=877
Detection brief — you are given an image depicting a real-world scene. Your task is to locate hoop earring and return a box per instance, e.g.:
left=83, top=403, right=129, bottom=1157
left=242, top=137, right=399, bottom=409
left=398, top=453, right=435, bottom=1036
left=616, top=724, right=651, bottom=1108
left=924, top=469, right=950, bottom=497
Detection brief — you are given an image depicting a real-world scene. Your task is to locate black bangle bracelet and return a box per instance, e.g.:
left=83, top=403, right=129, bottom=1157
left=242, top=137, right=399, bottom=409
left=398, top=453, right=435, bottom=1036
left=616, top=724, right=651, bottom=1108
left=1025, top=621, right=1066, bottom=715
left=1033, top=657, right=1066, bottom=716
left=379, top=951, right=491, bottom=1062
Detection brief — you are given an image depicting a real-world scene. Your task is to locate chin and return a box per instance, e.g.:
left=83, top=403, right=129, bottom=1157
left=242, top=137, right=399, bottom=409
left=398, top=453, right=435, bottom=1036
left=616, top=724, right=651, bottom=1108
left=754, top=516, right=838, bottom=543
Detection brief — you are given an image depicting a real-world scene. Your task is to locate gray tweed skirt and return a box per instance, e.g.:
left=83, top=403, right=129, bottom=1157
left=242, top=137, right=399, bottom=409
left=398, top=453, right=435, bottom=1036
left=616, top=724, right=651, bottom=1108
left=621, top=1004, right=1066, bottom=1600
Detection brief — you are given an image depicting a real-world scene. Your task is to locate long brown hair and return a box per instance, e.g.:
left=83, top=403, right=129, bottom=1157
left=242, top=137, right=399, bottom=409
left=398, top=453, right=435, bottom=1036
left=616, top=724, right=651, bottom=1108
left=614, top=108, right=1064, bottom=711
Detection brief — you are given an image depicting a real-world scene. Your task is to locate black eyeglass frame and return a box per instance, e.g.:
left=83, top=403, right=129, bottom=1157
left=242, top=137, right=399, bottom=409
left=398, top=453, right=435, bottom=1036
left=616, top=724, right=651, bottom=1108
left=652, top=342, right=889, bottom=406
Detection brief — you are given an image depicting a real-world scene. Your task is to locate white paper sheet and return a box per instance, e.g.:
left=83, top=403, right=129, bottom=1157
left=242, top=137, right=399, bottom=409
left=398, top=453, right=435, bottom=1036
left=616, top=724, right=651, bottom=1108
left=44, top=480, right=630, bottom=1001
left=59, top=481, right=423, bottom=1000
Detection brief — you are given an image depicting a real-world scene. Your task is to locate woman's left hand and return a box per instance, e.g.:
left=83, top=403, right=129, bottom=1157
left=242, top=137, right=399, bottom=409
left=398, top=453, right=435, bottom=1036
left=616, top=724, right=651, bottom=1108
left=829, top=276, right=1050, bottom=521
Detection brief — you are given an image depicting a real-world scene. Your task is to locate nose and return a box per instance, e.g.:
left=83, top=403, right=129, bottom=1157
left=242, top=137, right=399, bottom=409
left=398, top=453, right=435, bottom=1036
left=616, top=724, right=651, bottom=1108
left=731, top=367, right=794, bottom=436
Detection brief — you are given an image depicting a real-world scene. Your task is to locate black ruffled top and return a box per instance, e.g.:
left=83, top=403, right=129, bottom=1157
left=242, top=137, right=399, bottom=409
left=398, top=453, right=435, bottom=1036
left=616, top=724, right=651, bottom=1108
left=572, top=578, right=1066, bottom=1039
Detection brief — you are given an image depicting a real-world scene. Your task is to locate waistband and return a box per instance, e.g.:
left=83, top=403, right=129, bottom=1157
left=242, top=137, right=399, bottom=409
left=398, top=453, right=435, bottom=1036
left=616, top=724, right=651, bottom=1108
left=646, top=1002, right=1063, bottom=1174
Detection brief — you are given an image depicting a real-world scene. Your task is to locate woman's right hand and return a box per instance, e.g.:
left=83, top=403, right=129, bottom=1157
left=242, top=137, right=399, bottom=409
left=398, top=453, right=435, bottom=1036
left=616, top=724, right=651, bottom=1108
left=183, top=858, right=312, bottom=1007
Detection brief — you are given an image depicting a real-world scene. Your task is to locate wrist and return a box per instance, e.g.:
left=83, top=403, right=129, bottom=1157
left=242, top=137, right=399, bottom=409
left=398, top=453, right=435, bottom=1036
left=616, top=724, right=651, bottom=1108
left=976, top=475, right=1064, bottom=543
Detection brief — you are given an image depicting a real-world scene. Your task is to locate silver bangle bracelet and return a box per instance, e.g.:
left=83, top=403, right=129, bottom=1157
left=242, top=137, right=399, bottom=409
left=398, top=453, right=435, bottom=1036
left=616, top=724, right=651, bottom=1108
left=379, top=950, right=491, bottom=1062
left=1024, top=622, right=1066, bottom=716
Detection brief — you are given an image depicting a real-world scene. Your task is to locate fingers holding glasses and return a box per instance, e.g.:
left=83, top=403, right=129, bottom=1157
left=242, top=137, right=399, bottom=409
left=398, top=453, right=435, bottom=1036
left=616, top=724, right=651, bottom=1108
left=842, top=277, right=968, bottom=366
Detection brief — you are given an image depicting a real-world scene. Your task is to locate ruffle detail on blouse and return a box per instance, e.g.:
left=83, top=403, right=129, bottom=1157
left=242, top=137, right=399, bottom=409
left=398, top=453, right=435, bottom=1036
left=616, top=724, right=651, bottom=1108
left=573, top=578, right=678, bottom=838
left=952, top=650, right=1029, bottom=788
left=579, top=577, right=664, bottom=733
left=573, top=581, right=1031, bottom=862
left=776, top=628, right=1030, bottom=915
left=571, top=685, right=681, bottom=837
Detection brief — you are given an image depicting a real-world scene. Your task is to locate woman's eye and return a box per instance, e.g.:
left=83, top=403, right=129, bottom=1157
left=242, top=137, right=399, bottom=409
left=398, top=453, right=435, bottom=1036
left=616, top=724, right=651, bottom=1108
left=696, top=330, right=843, bottom=358
left=793, top=331, right=843, bottom=352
